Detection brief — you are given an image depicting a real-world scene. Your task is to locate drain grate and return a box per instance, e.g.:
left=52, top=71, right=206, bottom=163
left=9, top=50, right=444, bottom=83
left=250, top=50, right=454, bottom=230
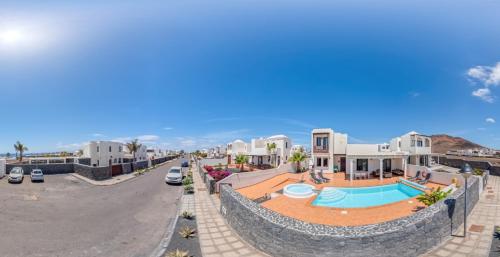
left=469, top=224, right=485, bottom=233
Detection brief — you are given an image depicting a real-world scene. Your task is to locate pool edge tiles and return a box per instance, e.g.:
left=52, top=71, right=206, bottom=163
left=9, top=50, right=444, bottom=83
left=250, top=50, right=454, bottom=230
left=311, top=183, right=424, bottom=208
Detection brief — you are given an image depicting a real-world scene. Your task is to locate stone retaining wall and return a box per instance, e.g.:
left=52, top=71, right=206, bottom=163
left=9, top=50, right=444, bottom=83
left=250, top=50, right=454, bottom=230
left=6, top=163, right=75, bottom=175
left=220, top=176, right=480, bottom=257
left=74, top=164, right=112, bottom=181
left=133, top=160, right=149, bottom=170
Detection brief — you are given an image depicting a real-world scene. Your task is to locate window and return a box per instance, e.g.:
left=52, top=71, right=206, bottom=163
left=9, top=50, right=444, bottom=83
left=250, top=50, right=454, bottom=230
left=425, top=139, right=430, bottom=147
left=109, top=146, right=112, bottom=152
left=97, top=160, right=100, bottom=166
left=323, top=158, right=328, bottom=167
left=97, top=146, right=100, bottom=152
left=119, top=146, right=122, bottom=152
left=398, top=141, right=401, bottom=148
left=119, top=158, right=122, bottom=163
left=322, top=138, right=328, bottom=149
left=285, top=142, right=288, bottom=149
left=411, top=140, right=415, bottom=147
left=356, top=159, right=368, bottom=171
left=317, top=157, right=322, bottom=167
left=316, top=137, right=322, bottom=146
left=417, top=140, right=423, bottom=147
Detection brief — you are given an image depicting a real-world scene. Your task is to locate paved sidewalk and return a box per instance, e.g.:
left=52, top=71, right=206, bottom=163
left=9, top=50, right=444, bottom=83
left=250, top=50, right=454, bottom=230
left=193, top=167, right=267, bottom=257
left=425, top=175, right=499, bottom=257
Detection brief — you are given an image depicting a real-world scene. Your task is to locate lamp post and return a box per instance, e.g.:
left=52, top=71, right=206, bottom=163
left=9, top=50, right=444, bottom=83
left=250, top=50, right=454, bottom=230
left=459, top=163, right=472, bottom=237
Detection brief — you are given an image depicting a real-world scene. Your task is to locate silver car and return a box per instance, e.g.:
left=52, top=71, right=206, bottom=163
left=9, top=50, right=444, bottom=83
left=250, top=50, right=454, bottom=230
left=31, top=169, right=44, bottom=182
left=8, top=167, right=24, bottom=183
left=165, top=166, right=183, bottom=184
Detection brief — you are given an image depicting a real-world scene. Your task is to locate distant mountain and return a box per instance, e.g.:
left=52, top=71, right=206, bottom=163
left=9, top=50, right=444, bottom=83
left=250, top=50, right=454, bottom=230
left=431, top=134, right=485, bottom=154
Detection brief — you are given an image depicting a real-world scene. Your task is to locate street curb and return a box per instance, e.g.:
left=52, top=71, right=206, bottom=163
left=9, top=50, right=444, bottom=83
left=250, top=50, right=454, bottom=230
left=148, top=193, right=183, bottom=257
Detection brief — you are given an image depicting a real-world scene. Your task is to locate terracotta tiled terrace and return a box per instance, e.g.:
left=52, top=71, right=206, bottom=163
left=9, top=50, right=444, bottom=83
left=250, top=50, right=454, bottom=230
left=237, top=172, right=447, bottom=226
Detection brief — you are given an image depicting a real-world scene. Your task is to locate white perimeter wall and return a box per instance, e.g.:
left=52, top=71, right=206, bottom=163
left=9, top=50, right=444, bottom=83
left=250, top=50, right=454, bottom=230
left=0, top=159, right=5, bottom=177
left=215, top=163, right=292, bottom=192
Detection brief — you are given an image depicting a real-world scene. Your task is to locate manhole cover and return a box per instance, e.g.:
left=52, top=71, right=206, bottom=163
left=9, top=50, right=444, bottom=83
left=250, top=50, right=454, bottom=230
left=469, top=224, right=485, bottom=233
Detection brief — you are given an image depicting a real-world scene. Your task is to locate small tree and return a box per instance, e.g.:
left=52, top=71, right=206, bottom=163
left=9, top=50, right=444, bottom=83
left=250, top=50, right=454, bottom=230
left=416, top=187, right=451, bottom=206
left=13, top=141, right=28, bottom=161
left=126, top=139, right=142, bottom=162
left=266, top=143, right=277, bottom=166
left=235, top=154, right=249, bottom=172
left=289, top=151, right=307, bottom=173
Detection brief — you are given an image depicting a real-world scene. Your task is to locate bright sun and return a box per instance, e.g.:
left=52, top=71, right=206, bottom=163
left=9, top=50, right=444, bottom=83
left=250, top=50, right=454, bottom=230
left=0, top=29, right=24, bottom=45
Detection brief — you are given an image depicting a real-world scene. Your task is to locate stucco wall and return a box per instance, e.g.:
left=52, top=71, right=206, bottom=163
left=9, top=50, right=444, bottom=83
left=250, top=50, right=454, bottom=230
left=220, top=176, right=480, bottom=257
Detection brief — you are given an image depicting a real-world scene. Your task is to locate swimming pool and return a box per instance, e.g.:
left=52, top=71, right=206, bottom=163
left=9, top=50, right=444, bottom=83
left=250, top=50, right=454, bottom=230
left=312, top=183, right=423, bottom=208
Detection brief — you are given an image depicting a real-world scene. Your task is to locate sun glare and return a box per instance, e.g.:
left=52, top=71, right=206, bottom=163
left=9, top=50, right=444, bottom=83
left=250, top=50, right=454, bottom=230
left=0, top=29, right=24, bottom=45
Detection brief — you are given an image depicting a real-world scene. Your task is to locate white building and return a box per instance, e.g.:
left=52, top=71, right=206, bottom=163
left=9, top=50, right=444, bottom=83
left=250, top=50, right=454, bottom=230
left=82, top=141, right=147, bottom=167
left=311, top=129, right=432, bottom=180
left=226, top=135, right=292, bottom=167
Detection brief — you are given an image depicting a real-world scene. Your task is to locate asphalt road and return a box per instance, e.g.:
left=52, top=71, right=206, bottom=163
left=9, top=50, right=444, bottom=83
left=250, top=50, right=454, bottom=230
left=0, top=157, right=186, bottom=257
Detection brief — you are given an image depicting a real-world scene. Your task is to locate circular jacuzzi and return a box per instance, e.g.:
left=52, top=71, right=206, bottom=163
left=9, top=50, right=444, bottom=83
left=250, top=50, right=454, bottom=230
left=283, top=184, right=316, bottom=198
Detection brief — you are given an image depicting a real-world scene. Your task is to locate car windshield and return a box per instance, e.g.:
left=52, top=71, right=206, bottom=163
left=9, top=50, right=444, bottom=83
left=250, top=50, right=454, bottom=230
left=33, top=170, right=42, bottom=174
left=169, top=169, right=181, bottom=174
left=11, top=169, right=22, bottom=174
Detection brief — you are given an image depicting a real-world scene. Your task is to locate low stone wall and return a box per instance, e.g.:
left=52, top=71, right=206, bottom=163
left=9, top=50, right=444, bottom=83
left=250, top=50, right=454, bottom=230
left=220, top=176, right=480, bottom=257
left=133, top=160, right=149, bottom=171
left=6, top=163, right=75, bottom=175
left=122, top=163, right=133, bottom=174
left=77, top=158, right=91, bottom=166
left=74, top=164, right=112, bottom=181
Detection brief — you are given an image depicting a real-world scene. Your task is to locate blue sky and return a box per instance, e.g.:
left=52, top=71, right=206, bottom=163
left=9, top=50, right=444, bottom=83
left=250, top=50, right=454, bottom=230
left=1, top=0, right=499, bottom=153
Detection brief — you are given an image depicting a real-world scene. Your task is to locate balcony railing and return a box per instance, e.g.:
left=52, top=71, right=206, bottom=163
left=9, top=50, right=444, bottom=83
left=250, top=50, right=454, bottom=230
left=313, top=146, right=329, bottom=153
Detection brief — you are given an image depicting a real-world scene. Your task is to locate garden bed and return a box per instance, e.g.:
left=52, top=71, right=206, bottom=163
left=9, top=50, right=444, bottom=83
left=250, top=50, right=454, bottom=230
left=165, top=216, right=201, bottom=257
left=489, top=226, right=500, bottom=256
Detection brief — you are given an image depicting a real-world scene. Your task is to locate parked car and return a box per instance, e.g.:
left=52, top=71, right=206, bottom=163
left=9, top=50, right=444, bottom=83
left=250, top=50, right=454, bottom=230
left=181, top=161, right=189, bottom=168
left=31, top=169, right=44, bottom=182
left=8, top=167, right=24, bottom=183
left=165, top=166, right=183, bottom=184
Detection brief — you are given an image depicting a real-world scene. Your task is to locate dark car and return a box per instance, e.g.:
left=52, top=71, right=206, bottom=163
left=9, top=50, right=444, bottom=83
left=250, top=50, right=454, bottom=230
left=181, top=161, right=189, bottom=167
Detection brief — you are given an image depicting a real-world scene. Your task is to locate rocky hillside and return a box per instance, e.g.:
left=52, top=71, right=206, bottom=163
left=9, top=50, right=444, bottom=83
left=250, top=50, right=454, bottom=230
left=431, top=134, right=485, bottom=154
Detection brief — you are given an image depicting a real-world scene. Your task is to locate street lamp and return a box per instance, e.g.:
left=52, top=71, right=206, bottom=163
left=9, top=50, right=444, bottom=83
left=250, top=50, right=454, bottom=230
left=459, top=163, right=473, bottom=237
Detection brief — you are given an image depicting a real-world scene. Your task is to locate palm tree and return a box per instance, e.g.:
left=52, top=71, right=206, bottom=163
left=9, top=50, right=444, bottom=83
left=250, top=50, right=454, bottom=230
left=266, top=143, right=277, bottom=167
left=14, top=141, right=28, bottom=161
left=235, top=154, right=249, bottom=172
left=126, top=139, right=142, bottom=162
left=289, top=151, right=307, bottom=173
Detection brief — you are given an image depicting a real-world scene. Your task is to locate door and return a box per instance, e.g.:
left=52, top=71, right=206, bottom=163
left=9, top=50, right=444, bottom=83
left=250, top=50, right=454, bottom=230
left=340, top=157, right=346, bottom=172
left=111, top=164, right=123, bottom=176
left=383, top=159, right=392, bottom=172
left=227, top=155, right=231, bottom=164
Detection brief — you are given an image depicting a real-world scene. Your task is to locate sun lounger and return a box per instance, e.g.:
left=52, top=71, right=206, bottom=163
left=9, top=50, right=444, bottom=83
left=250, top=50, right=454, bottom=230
left=318, top=170, right=331, bottom=182
left=418, top=173, right=432, bottom=185
left=309, top=172, right=323, bottom=184
left=408, top=170, right=421, bottom=181
left=392, top=169, right=404, bottom=176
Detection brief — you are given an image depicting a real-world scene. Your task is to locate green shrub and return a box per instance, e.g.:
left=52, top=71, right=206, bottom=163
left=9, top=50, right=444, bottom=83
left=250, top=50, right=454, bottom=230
left=181, top=211, right=195, bottom=220
left=182, top=176, right=193, bottom=185
left=167, top=249, right=190, bottom=257
left=184, top=184, right=194, bottom=194
left=417, top=187, right=451, bottom=206
left=473, top=168, right=484, bottom=176
left=179, top=226, right=196, bottom=239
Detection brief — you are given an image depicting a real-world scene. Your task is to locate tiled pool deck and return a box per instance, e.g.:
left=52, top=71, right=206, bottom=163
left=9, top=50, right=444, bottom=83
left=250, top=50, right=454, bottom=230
left=237, top=172, right=444, bottom=226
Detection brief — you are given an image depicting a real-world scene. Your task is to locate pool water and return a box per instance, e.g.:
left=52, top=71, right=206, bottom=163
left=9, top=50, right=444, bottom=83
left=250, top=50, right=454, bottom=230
left=312, top=183, right=423, bottom=208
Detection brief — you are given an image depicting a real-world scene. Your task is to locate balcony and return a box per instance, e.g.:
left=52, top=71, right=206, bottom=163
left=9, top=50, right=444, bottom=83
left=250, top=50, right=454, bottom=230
left=313, top=146, right=329, bottom=153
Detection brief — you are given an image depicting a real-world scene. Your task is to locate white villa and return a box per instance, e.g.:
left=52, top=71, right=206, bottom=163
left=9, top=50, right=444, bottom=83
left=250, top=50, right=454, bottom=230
left=227, top=135, right=292, bottom=167
left=82, top=141, right=147, bottom=167
left=311, top=129, right=432, bottom=180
